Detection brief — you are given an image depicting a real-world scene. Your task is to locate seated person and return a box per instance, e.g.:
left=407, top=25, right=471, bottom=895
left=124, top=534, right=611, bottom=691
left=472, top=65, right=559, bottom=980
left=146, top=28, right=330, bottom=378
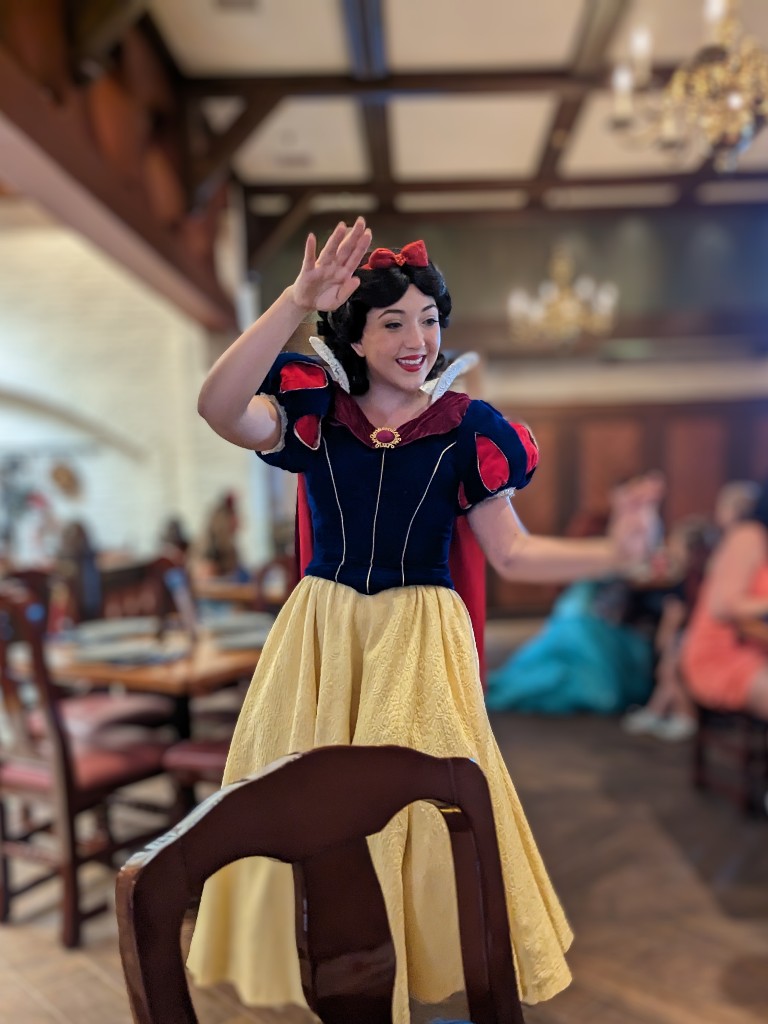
left=681, top=479, right=768, bottom=718
left=622, top=515, right=720, bottom=740
left=486, top=575, right=654, bottom=715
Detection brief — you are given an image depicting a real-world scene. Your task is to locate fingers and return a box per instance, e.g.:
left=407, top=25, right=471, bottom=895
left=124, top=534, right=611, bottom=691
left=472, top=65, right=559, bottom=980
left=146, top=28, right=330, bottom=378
left=315, top=221, right=350, bottom=266
left=317, top=217, right=370, bottom=269
left=300, top=232, right=317, bottom=272
left=336, top=275, right=362, bottom=305
left=337, top=217, right=371, bottom=271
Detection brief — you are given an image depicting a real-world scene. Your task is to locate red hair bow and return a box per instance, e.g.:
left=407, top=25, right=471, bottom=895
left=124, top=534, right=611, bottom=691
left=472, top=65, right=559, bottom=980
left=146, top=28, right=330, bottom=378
left=361, top=239, right=429, bottom=270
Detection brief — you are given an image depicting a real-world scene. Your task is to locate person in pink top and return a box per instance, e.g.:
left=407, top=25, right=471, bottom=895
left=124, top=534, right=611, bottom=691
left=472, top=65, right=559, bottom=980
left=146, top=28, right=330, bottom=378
left=681, top=480, right=768, bottom=716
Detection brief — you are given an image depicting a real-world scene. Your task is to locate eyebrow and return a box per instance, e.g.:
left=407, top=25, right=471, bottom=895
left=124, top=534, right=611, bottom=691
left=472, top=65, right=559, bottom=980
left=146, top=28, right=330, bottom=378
left=377, top=303, right=437, bottom=319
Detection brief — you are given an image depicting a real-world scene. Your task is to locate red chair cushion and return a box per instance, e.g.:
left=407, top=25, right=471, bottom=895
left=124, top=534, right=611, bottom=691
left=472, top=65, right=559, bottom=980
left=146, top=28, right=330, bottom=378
left=28, top=693, right=175, bottom=739
left=162, top=739, right=229, bottom=783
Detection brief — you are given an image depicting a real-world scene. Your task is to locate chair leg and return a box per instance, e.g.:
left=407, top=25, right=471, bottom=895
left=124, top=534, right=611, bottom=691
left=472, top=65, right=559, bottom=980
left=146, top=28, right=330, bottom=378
left=61, top=858, right=81, bottom=948
left=0, top=801, right=10, bottom=923
left=58, top=809, right=81, bottom=948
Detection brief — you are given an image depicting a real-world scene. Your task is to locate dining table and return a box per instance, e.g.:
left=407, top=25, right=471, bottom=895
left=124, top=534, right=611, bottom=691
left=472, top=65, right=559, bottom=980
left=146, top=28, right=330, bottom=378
left=192, top=577, right=261, bottom=609
left=44, top=626, right=264, bottom=738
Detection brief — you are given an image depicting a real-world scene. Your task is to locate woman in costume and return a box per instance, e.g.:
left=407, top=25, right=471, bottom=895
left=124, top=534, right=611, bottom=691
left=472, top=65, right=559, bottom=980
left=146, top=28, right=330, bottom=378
left=187, top=218, right=661, bottom=1018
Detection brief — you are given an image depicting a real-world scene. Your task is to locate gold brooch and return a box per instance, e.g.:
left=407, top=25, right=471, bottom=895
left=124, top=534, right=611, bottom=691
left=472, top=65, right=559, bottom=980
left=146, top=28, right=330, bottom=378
left=370, top=426, right=401, bottom=449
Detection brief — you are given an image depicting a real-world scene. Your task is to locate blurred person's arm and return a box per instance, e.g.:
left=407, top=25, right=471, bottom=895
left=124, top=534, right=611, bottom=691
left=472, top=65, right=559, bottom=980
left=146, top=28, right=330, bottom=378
left=706, top=521, right=768, bottom=620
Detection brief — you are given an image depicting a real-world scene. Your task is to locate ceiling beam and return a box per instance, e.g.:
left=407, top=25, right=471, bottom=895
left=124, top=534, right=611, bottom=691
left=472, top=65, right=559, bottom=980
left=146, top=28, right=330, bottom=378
left=342, top=0, right=387, bottom=80
left=341, top=0, right=394, bottom=208
left=245, top=168, right=768, bottom=196
left=185, top=67, right=678, bottom=102
left=0, top=43, right=235, bottom=330
left=532, top=1, right=630, bottom=200
left=70, top=0, right=148, bottom=67
left=249, top=191, right=317, bottom=270
left=191, top=90, right=281, bottom=199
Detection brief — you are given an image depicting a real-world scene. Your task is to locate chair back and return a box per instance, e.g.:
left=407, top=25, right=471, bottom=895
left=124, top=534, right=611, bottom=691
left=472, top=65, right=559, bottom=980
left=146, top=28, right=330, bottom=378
left=0, top=583, right=76, bottom=811
left=117, top=745, right=525, bottom=1024
left=252, top=554, right=299, bottom=613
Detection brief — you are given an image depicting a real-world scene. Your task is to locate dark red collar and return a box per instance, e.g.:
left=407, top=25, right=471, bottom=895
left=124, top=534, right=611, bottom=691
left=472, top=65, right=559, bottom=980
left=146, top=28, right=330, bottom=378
left=330, top=387, right=470, bottom=448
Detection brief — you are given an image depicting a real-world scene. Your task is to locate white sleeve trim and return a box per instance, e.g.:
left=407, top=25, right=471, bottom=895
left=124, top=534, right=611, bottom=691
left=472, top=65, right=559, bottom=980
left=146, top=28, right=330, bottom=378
left=259, top=394, right=288, bottom=454
left=479, top=486, right=517, bottom=505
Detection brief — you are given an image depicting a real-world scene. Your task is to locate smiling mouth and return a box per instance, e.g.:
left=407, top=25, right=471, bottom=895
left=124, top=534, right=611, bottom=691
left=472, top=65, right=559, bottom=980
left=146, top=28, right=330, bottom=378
left=396, top=355, right=427, bottom=372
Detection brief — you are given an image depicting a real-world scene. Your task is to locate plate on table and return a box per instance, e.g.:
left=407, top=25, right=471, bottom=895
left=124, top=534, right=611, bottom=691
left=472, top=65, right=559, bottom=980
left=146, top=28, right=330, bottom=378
left=74, top=617, right=159, bottom=644
left=214, top=629, right=272, bottom=651
left=71, top=637, right=185, bottom=665
left=202, top=611, right=275, bottom=636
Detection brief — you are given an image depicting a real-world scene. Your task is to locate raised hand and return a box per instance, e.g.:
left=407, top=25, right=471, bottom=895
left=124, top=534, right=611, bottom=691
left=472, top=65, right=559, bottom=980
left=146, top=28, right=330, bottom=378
left=290, top=217, right=372, bottom=313
left=608, top=471, right=666, bottom=571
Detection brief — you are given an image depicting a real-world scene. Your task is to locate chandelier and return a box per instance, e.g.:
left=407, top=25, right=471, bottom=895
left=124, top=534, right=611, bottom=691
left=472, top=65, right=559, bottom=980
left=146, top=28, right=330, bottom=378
left=610, top=0, right=768, bottom=171
left=507, top=246, right=619, bottom=346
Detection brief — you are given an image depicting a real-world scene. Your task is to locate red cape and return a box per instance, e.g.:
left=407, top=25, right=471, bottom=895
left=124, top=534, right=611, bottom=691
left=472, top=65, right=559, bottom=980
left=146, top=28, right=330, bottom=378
left=295, top=474, right=487, bottom=684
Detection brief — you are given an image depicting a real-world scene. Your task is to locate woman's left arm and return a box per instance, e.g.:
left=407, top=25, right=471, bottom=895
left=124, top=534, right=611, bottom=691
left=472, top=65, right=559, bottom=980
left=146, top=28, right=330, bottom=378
left=469, top=474, right=663, bottom=584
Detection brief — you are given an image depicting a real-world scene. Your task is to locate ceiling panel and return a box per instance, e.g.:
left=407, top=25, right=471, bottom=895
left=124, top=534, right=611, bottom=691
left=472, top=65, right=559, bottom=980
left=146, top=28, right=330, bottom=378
left=544, top=184, right=680, bottom=208
left=384, top=0, right=588, bottom=71
left=561, top=93, right=704, bottom=176
left=148, top=0, right=350, bottom=75
left=233, top=98, right=369, bottom=183
left=389, top=94, right=558, bottom=181
left=395, top=191, right=529, bottom=212
left=610, top=0, right=768, bottom=65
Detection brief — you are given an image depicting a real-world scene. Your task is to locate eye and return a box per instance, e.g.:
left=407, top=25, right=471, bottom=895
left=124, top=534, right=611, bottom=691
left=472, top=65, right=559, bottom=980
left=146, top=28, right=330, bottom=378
left=383, top=320, right=401, bottom=330
left=423, top=317, right=439, bottom=327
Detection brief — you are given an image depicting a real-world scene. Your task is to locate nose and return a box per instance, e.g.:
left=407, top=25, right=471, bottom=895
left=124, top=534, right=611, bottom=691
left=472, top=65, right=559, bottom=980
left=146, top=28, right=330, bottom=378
left=403, top=323, right=425, bottom=349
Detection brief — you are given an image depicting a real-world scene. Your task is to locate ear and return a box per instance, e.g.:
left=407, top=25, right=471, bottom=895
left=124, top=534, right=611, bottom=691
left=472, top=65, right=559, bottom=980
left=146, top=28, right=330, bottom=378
left=351, top=341, right=365, bottom=358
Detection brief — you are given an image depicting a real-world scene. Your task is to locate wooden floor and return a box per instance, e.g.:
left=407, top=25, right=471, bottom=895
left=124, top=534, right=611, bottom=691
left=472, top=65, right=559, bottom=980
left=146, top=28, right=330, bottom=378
left=1, top=713, right=767, bottom=1024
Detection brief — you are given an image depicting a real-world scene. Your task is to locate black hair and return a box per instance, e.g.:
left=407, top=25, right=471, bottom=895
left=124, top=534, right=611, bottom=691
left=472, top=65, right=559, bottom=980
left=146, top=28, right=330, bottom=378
left=749, top=479, right=768, bottom=530
left=316, top=250, right=451, bottom=395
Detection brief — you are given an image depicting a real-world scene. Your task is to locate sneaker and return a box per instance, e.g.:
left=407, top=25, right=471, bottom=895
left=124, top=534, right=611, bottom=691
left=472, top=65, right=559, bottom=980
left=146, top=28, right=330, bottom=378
left=651, top=713, right=697, bottom=742
left=621, top=706, right=663, bottom=735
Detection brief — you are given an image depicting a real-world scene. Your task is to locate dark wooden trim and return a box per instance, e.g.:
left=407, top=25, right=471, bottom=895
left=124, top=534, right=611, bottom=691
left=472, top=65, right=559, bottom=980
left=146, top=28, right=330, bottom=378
left=71, top=0, right=147, bottom=66
left=185, top=67, right=677, bottom=101
left=191, top=90, right=281, bottom=196
left=249, top=191, right=317, bottom=269
left=341, top=0, right=387, bottom=81
left=532, top=1, right=630, bottom=192
left=0, top=43, right=235, bottom=329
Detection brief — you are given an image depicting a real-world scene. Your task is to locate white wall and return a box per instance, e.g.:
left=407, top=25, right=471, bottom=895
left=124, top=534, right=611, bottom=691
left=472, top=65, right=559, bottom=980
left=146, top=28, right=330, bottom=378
left=0, top=209, right=271, bottom=566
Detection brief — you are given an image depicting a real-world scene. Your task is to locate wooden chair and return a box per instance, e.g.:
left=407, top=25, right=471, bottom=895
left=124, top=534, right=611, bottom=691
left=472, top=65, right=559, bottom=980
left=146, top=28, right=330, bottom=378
left=116, top=744, right=526, bottom=1024
left=252, top=553, right=299, bottom=614
left=692, top=704, right=768, bottom=816
left=0, top=584, right=175, bottom=947
left=7, top=568, right=177, bottom=741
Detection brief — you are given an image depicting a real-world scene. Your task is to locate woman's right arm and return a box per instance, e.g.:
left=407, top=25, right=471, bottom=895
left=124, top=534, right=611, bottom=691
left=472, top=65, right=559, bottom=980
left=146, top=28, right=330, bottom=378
left=707, top=521, right=768, bottom=619
left=197, top=218, right=371, bottom=451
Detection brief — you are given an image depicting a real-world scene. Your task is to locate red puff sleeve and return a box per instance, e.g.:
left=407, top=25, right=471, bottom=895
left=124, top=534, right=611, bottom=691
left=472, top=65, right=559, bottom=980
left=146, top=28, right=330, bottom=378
left=256, top=353, right=333, bottom=474
left=456, top=401, right=539, bottom=514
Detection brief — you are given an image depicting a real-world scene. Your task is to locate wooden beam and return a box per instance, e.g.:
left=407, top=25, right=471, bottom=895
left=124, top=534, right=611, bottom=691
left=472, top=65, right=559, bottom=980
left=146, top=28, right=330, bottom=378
left=246, top=168, right=768, bottom=196
left=532, top=1, right=630, bottom=198
left=70, top=0, right=148, bottom=66
left=191, top=90, right=281, bottom=198
left=0, top=44, right=235, bottom=330
left=342, top=0, right=387, bottom=80
left=186, top=68, right=667, bottom=101
left=249, top=191, right=317, bottom=270
left=340, top=0, right=393, bottom=206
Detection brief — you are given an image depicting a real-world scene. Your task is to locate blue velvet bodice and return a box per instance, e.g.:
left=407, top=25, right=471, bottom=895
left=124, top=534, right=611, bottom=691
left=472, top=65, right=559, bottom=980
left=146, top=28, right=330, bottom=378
left=257, top=354, right=537, bottom=596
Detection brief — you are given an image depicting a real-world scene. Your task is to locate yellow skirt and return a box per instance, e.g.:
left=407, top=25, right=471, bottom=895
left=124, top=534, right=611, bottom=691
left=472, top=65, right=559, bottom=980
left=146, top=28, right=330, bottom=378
left=187, top=577, right=572, bottom=1018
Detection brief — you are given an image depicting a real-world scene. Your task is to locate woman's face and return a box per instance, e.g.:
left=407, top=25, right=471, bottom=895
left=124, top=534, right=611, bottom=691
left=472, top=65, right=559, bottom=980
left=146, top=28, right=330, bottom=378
left=352, top=284, right=441, bottom=395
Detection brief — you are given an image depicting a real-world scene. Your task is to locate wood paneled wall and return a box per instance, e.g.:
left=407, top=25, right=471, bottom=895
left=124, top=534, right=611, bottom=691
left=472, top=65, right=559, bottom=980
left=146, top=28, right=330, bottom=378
left=489, top=396, right=768, bottom=616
